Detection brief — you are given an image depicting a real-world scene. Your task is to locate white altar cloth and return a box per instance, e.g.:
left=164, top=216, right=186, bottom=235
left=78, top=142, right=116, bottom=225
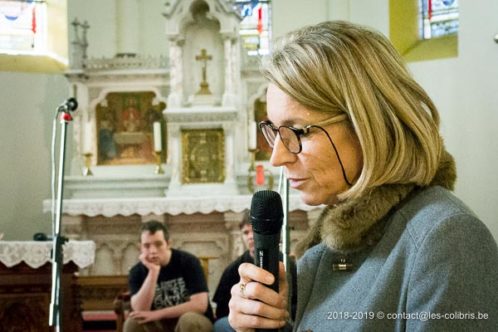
left=42, top=194, right=318, bottom=217
left=0, top=240, right=95, bottom=269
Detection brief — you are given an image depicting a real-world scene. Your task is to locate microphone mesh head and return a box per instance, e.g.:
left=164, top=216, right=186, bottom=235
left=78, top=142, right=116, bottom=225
left=250, top=190, right=283, bottom=235
left=67, top=98, right=78, bottom=111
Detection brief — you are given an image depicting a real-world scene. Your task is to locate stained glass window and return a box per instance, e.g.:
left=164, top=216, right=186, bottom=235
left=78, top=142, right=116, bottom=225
left=420, top=0, right=459, bottom=39
left=233, top=0, right=271, bottom=56
left=0, top=0, right=47, bottom=54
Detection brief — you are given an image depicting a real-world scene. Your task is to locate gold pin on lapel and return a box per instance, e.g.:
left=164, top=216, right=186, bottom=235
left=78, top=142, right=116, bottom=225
left=332, top=257, right=353, bottom=271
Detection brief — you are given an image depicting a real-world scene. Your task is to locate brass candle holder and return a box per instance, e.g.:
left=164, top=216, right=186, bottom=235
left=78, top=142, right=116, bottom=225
left=82, top=153, right=93, bottom=176
left=154, top=151, right=164, bottom=174
left=247, top=148, right=257, bottom=193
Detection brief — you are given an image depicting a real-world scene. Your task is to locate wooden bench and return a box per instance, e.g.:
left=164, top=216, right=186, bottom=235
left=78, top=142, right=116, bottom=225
left=78, top=275, right=128, bottom=331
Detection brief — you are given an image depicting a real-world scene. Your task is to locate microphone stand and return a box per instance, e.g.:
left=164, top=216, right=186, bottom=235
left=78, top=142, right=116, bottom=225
left=280, top=169, right=292, bottom=326
left=49, top=107, right=74, bottom=332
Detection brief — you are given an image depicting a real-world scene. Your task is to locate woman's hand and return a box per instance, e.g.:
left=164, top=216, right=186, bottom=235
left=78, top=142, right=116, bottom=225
left=228, top=262, right=289, bottom=331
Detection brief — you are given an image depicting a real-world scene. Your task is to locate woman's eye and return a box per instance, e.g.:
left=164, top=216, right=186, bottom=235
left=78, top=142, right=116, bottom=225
left=298, top=129, right=311, bottom=137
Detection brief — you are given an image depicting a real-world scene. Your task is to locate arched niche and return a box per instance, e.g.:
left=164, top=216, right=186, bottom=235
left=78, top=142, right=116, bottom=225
left=183, top=1, right=224, bottom=100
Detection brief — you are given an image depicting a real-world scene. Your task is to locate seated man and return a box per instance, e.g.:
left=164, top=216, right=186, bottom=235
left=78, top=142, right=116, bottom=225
left=124, top=220, right=213, bottom=332
left=212, top=212, right=296, bottom=332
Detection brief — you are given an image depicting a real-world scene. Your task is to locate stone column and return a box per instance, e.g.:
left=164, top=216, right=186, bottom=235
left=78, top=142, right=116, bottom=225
left=224, top=212, right=244, bottom=261
left=167, top=39, right=185, bottom=107
left=221, top=33, right=240, bottom=107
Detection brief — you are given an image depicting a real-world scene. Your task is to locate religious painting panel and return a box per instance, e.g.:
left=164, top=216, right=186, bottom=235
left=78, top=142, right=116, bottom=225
left=182, top=128, right=225, bottom=184
left=254, top=97, right=272, bottom=161
left=96, top=92, right=166, bottom=165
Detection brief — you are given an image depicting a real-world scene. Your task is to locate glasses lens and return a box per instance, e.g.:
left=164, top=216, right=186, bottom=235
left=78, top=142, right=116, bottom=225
left=279, top=127, right=300, bottom=153
left=260, top=123, right=277, bottom=148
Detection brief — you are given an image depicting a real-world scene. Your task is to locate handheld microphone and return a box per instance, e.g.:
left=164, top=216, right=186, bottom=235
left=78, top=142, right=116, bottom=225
left=250, top=190, right=284, bottom=294
left=57, top=97, right=78, bottom=112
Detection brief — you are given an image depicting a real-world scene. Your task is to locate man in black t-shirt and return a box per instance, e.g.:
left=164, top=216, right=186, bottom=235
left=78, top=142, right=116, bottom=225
left=124, top=220, right=213, bottom=332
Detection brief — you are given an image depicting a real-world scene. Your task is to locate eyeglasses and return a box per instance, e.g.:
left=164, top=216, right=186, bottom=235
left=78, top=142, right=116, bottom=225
left=259, top=113, right=352, bottom=186
left=259, top=114, right=348, bottom=154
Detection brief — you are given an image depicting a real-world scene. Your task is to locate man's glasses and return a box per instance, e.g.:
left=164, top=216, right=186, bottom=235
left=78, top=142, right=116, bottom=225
left=258, top=114, right=352, bottom=186
left=259, top=114, right=348, bottom=154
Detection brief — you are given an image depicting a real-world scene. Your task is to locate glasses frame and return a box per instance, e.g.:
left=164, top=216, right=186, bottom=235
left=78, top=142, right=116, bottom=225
left=259, top=114, right=348, bottom=154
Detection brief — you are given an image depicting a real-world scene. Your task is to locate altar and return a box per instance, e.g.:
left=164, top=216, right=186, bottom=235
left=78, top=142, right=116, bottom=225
left=47, top=0, right=320, bottom=299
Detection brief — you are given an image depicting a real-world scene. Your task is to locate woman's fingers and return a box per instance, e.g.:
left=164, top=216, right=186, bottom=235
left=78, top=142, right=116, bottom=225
left=229, top=311, right=287, bottom=330
left=231, top=295, right=288, bottom=320
left=238, top=262, right=275, bottom=285
left=228, top=296, right=287, bottom=330
left=229, top=262, right=290, bottom=331
left=232, top=280, right=286, bottom=308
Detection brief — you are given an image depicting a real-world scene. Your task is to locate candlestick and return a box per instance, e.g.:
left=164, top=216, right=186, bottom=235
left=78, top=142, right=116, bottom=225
left=153, top=121, right=162, bottom=152
left=248, top=121, right=257, bottom=150
left=83, top=122, right=93, bottom=153
left=82, top=153, right=93, bottom=176
left=247, top=148, right=257, bottom=193
left=154, top=151, right=164, bottom=174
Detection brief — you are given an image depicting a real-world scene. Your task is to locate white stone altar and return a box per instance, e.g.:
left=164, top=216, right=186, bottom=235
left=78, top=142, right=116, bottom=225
left=52, top=0, right=319, bottom=295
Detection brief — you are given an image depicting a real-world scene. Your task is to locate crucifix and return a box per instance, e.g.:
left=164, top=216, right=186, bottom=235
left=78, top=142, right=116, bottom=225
left=195, top=48, right=213, bottom=95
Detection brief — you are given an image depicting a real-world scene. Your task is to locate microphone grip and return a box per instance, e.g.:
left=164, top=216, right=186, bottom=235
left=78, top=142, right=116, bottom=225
left=253, top=232, right=280, bottom=292
left=254, top=233, right=280, bottom=332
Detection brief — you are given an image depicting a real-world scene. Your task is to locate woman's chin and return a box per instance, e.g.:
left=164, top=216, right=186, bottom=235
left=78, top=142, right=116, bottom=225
left=299, top=191, right=338, bottom=206
left=299, top=192, right=324, bottom=206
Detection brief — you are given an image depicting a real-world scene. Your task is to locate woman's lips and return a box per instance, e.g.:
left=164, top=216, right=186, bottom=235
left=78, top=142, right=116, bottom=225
left=288, top=178, right=307, bottom=188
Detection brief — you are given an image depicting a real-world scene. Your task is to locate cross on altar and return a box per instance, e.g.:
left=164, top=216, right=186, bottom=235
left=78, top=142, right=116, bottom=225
left=195, top=48, right=212, bottom=95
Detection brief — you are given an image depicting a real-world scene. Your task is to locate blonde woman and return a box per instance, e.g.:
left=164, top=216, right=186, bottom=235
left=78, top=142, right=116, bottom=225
left=228, top=21, right=498, bottom=331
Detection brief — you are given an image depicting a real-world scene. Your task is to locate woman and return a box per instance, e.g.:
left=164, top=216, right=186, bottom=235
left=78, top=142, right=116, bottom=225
left=228, top=21, right=498, bottom=331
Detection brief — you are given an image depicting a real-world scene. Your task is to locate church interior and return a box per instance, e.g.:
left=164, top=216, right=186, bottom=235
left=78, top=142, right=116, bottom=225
left=0, top=0, right=497, bottom=331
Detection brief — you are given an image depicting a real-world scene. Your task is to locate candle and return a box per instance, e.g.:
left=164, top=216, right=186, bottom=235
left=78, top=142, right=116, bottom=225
left=256, top=165, right=265, bottom=185
left=249, top=121, right=257, bottom=150
left=153, top=121, right=162, bottom=152
left=83, top=121, right=92, bottom=153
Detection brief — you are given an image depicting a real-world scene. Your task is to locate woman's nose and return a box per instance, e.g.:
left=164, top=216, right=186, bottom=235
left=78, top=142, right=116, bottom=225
left=270, top=135, right=296, bottom=166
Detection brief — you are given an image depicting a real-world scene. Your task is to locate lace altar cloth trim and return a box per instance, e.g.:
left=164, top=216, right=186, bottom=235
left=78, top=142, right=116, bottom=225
left=43, top=195, right=318, bottom=217
left=0, top=240, right=95, bottom=269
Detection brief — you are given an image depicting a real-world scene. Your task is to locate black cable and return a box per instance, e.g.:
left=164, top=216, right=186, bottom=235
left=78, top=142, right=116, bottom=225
left=310, top=125, right=353, bottom=187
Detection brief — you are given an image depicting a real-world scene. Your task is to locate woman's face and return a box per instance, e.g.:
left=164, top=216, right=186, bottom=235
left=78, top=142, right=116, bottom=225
left=266, top=84, right=363, bottom=206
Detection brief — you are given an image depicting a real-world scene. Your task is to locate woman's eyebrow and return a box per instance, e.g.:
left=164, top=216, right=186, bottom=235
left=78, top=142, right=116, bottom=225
left=277, top=117, right=308, bottom=127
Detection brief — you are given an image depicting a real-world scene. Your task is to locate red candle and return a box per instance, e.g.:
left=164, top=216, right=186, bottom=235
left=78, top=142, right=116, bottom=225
left=256, top=165, right=265, bottom=185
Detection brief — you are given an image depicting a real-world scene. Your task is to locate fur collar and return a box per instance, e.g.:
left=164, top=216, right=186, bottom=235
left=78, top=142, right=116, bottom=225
left=294, top=150, right=457, bottom=257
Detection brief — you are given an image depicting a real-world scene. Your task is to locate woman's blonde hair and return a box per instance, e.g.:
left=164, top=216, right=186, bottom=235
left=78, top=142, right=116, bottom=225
left=261, top=20, right=442, bottom=200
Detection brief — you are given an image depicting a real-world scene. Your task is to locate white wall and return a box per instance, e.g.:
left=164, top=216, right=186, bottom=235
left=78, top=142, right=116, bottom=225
left=68, top=0, right=168, bottom=58
left=1, top=0, right=496, bottom=241
left=0, top=72, right=68, bottom=240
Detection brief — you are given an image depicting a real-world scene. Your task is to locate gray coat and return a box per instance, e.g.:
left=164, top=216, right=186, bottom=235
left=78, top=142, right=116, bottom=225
left=295, top=186, right=498, bottom=331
